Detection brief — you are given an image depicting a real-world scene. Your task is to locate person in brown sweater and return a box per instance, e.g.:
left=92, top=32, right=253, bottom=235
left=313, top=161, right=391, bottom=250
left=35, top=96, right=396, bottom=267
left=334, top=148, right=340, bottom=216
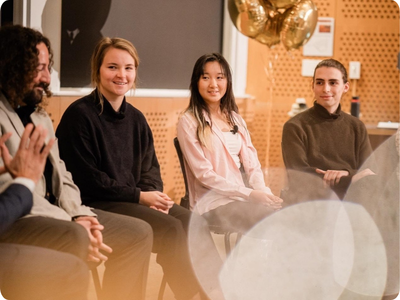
left=281, top=59, right=374, bottom=203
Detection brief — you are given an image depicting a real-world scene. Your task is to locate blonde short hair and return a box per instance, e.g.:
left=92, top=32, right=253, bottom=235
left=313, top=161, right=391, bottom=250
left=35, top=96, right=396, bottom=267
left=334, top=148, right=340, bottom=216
left=91, top=37, right=140, bottom=111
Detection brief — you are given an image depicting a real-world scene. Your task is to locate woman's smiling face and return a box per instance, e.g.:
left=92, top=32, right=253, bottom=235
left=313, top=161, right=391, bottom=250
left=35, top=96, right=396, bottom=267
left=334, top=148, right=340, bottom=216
left=99, top=47, right=136, bottom=102
left=198, top=61, right=227, bottom=109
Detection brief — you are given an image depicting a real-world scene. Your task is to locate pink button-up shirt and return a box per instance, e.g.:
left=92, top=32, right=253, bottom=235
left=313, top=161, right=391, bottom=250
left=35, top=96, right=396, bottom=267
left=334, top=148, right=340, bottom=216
left=177, top=111, right=273, bottom=215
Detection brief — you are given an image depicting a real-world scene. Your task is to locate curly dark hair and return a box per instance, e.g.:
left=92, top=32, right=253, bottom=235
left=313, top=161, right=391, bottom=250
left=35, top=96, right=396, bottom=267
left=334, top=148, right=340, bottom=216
left=0, top=25, right=53, bottom=109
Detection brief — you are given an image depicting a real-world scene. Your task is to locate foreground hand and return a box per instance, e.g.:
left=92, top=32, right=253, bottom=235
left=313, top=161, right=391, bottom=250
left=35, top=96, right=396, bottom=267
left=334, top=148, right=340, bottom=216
left=0, top=124, right=54, bottom=183
left=249, top=190, right=283, bottom=210
left=74, top=216, right=112, bottom=262
left=139, top=191, right=174, bottom=210
left=316, top=168, right=349, bottom=187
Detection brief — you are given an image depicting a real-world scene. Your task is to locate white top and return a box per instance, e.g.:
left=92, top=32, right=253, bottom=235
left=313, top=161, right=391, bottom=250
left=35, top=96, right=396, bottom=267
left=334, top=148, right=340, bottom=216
left=222, top=131, right=242, bottom=168
left=13, top=177, right=35, bottom=192
left=177, top=111, right=273, bottom=215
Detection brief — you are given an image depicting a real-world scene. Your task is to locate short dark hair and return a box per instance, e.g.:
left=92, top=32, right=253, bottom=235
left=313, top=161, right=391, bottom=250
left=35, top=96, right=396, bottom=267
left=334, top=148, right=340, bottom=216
left=313, top=58, right=348, bottom=83
left=0, top=25, right=53, bottom=108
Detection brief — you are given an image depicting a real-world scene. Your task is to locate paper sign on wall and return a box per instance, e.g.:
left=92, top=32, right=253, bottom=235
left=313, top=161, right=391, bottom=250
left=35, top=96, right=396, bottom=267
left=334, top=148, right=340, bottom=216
left=303, top=17, right=335, bottom=57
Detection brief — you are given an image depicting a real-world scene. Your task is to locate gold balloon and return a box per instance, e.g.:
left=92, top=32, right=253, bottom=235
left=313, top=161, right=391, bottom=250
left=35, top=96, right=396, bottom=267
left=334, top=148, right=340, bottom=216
left=280, top=0, right=318, bottom=51
left=228, top=0, right=267, bottom=38
left=262, top=0, right=301, bottom=9
left=255, top=9, right=283, bottom=47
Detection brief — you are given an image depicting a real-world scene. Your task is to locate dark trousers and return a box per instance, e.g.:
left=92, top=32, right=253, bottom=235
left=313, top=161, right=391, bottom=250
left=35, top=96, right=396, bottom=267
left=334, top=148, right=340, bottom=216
left=90, top=201, right=223, bottom=300
left=202, top=201, right=275, bottom=234
left=0, top=243, right=89, bottom=300
left=0, top=209, right=153, bottom=300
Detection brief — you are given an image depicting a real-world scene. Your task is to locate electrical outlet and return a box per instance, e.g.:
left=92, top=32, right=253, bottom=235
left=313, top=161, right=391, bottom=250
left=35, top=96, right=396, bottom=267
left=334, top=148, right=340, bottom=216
left=349, top=61, right=361, bottom=79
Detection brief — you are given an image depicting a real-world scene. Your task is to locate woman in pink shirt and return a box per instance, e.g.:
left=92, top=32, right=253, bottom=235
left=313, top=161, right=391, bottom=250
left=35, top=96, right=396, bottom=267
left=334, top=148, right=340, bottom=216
left=177, top=53, right=283, bottom=232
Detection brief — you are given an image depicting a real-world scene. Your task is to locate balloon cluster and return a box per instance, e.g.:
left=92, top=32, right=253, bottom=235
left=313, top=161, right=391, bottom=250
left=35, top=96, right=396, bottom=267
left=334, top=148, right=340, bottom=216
left=228, top=0, right=318, bottom=50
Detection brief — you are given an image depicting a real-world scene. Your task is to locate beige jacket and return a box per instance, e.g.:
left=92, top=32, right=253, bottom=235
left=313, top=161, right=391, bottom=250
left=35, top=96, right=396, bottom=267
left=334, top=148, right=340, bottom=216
left=0, top=92, right=95, bottom=220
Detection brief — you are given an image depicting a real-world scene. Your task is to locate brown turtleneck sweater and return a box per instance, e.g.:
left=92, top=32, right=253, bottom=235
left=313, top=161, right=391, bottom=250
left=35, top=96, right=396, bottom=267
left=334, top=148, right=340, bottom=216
left=281, top=101, right=372, bottom=200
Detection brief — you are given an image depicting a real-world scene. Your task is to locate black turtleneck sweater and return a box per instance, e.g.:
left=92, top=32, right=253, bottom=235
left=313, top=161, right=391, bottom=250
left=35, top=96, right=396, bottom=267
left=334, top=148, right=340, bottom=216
left=282, top=101, right=372, bottom=199
left=56, top=90, right=163, bottom=205
left=16, top=105, right=56, bottom=204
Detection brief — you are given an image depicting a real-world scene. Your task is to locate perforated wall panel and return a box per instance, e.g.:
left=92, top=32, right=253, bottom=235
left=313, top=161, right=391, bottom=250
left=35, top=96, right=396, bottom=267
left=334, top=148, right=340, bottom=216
left=127, top=98, right=189, bottom=203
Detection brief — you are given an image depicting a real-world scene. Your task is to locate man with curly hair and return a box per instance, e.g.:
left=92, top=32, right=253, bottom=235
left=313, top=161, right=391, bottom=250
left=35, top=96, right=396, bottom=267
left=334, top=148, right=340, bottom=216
left=0, top=25, right=153, bottom=300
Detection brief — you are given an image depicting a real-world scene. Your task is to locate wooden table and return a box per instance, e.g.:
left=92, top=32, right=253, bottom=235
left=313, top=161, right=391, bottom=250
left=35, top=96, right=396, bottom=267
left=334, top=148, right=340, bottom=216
left=366, top=125, right=398, bottom=150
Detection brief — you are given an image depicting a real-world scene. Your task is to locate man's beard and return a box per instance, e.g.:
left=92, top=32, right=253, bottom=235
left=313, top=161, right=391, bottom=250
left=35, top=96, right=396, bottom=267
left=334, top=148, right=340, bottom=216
left=22, top=83, right=48, bottom=107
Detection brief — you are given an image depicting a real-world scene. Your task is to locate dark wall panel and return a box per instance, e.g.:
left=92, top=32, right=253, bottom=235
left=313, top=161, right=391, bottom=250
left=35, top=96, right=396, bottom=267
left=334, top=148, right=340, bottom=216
left=61, top=0, right=224, bottom=89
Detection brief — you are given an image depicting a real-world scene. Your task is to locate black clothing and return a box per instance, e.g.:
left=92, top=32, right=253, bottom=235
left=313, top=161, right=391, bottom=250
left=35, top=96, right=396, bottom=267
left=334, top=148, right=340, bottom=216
left=57, top=91, right=162, bottom=205
left=57, top=91, right=222, bottom=299
left=0, top=184, right=31, bottom=235
left=16, top=105, right=55, bottom=203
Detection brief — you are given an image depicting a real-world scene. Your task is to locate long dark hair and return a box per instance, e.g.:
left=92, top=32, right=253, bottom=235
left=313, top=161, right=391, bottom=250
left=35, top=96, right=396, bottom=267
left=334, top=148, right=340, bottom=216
left=186, top=53, right=238, bottom=147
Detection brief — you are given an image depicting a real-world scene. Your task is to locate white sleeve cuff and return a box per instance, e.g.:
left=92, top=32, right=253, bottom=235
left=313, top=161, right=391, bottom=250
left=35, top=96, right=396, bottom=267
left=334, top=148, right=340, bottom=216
left=12, top=178, right=36, bottom=193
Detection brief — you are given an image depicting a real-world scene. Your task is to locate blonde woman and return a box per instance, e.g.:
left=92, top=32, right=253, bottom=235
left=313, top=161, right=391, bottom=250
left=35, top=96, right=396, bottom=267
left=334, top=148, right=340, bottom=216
left=57, top=37, right=221, bottom=300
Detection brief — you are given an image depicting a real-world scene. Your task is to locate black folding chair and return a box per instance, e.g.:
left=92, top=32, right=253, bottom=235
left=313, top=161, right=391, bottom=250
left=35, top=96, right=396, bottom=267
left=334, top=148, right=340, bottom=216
left=173, top=137, right=241, bottom=253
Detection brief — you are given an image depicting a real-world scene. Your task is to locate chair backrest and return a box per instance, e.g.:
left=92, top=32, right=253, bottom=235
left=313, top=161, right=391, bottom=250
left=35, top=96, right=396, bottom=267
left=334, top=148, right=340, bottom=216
left=173, top=137, right=190, bottom=209
left=174, top=137, right=242, bottom=241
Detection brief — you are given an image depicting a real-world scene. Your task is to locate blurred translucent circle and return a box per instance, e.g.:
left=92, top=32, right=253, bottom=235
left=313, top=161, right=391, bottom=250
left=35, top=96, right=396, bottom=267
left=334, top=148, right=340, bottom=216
left=217, top=200, right=387, bottom=299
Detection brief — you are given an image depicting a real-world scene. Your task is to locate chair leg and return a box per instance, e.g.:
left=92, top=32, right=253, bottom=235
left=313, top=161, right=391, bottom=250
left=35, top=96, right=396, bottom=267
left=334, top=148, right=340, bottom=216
left=235, top=232, right=242, bottom=246
left=158, top=275, right=167, bottom=300
left=225, top=232, right=242, bottom=256
left=224, top=232, right=232, bottom=254
left=91, top=267, right=102, bottom=300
